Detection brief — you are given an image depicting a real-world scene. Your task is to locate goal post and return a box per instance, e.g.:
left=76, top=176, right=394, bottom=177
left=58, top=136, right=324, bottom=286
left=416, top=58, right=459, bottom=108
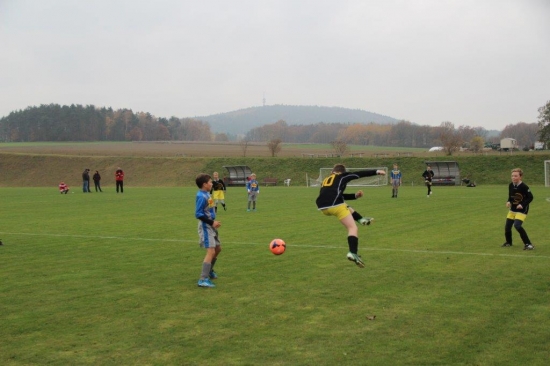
left=545, top=160, right=550, bottom=187
left=316, top=167, right=388, bottom=187
left=305, top=173, right=321, bottom=187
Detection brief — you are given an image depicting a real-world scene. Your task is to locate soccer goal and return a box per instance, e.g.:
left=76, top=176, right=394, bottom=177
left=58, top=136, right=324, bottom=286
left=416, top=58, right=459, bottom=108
left=307, top=167, right=388, bottom=187
left=545, top=160, right=550, bottom=187
left=305, top=173, right=321, bottom=187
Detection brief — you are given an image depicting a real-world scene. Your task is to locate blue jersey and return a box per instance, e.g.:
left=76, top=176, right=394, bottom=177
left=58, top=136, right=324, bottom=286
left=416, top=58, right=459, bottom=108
left=390, top=169, right=402, bottom=180
left=195, top=189, right=215, bottom=221
left=247, top=179, right=260, bottom=192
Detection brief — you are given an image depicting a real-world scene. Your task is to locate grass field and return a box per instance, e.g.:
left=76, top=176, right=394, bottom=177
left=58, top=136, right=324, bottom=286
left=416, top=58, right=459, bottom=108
left=1, top=184, right=548, bottom=365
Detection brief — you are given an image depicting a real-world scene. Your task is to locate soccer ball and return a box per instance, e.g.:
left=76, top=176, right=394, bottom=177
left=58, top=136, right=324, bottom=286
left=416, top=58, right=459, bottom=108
left=269, top=238, right=286, bottom=255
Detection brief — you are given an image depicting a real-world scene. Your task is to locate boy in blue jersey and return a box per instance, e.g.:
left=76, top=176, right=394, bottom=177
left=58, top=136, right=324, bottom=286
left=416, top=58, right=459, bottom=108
left=246, top=173, right=260, bottom=212
left=390, top=163, right=402, bottom=198
left=195, top=173, right=222, bottom=288
left=315, top=164, right=386, bottom=268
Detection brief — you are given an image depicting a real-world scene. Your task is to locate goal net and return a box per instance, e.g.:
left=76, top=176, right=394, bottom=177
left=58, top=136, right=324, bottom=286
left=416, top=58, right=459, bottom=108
left=545, top=160, right=550, bottom=187
left=306, top=173, right=322, bottom=187
left=308, top=167, right=388, bottom=187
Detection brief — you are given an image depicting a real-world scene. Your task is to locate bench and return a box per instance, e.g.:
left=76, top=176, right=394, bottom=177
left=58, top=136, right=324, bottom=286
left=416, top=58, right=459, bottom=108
left=263, top=178, right=278, bottom=186
left=432, top=176, right=457, bottom=186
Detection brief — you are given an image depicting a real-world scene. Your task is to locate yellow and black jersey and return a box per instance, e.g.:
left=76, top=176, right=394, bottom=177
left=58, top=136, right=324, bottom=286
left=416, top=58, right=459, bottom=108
left=210, top=179, right=226, bottom=192
left=508, top=182, right=533, bottom=214
left=315, top=170, right=377, bottom=209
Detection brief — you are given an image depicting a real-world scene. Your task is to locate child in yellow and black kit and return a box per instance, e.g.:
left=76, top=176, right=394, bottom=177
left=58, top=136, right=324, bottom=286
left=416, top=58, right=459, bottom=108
left=210, top=172, right=227, bottom=213
left=315, top=164, right=386, bottom=268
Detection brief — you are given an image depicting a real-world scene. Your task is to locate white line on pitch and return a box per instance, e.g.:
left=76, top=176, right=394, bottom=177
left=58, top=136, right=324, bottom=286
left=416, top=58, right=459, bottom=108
left=1, top=231, right=547, bottom=259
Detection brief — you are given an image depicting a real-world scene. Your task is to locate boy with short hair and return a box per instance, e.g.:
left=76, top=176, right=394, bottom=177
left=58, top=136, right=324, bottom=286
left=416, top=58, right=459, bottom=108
left=246, top=173, right=260, bottom=212
left=502, top=168, right=534, bottom=250
left=195, top=173, right=222, bottom=288
left=315, top=164, right=386, bottom=268
left=390, top=163, right=402, bottom=198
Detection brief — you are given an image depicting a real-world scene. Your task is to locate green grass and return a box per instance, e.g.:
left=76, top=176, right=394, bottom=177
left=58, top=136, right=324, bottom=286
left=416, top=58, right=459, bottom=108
left=1, top=185, right=549, bottom=365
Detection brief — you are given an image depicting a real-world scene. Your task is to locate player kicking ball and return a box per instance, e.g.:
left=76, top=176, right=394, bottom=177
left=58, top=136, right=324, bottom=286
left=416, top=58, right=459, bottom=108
left=315, top=164, right=385, bottom=268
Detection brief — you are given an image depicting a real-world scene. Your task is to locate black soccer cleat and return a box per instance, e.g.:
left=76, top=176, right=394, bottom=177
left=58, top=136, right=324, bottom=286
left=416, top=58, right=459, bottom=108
left=501, top=242, right=512, bottom=247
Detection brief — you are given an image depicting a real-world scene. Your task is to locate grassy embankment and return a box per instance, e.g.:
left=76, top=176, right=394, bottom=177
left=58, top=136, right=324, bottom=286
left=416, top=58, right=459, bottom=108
left=1, top=150, right=550, bottom=187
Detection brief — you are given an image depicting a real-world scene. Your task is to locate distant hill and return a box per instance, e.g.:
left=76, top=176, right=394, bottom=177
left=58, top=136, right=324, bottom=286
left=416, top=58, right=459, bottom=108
left=196, top=105, right=401, bottom=134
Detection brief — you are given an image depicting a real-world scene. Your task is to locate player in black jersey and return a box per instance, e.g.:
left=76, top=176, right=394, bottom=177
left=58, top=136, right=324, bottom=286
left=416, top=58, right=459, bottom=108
left=422, top=165, right=435, bottom=197
left=502, top=168, right=534, bottom=250
left=210, top=172, right=227, bottom=213
left=315, top=164, right=386, bottom=267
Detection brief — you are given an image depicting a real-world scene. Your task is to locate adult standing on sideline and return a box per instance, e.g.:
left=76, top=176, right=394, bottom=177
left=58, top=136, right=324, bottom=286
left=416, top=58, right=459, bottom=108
left=422, top=165, right=435, bottom=197
left=115, top=167, right=124, bottom=193
left=82, top=169, right=91, bottom=193
left=93, top=170, right=102, bottom=192
left=390, top=163, right=402, bottom=198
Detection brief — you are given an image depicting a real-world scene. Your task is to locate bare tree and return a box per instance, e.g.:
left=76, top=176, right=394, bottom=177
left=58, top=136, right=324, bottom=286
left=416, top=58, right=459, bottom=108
left=331, top=139, right=348, bottom=156
left=239, top=139, right=250, bottom=157
left=267, top=138, right=282, bottom=157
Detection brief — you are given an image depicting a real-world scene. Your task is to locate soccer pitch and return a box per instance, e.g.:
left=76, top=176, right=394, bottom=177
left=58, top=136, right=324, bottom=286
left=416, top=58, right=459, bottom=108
left=0, top=186, right=548, bottom=365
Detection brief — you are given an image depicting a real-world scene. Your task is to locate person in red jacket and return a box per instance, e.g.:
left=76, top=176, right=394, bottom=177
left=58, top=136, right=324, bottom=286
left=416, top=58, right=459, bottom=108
left=115, top=167, right=124, bottom=193
left=59, top=182, right=69, bottom=194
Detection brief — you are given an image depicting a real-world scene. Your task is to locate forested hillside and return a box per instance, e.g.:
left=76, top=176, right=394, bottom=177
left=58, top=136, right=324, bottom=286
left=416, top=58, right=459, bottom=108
left=0, top=104, right=540, bottom=149
left=198, top=105, right=400, bottom=134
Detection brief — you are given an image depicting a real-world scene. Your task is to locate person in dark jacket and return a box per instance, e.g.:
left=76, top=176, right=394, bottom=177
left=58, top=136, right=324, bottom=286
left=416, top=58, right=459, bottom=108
left=93, top=170, right=102, bottom=192
left=422, top=165, right=435, bottom=197
left=82, top=169, right=91, bottom=193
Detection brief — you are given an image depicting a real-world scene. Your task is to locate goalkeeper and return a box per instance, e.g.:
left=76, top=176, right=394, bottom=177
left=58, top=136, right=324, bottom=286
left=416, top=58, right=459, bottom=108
left=315, top=164, right=386, bottom=268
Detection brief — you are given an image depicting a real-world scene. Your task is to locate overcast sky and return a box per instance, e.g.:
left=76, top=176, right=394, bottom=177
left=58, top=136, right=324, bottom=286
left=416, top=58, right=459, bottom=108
left=1, top=0, right=549, bottom=131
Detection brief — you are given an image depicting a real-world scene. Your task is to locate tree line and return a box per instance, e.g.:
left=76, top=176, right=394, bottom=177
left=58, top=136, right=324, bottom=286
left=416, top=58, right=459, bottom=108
left=0, top=104, right=220, bottom=142
left=1, top=102, right=548, bottom=151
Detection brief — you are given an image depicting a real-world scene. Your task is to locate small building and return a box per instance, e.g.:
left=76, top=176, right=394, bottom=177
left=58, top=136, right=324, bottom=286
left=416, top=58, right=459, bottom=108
left=500, top=138, right=518, bottom=151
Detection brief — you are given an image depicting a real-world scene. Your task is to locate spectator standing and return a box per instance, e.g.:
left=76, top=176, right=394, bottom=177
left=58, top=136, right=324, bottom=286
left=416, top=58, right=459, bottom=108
left=82, top=169, right=91, bottom=193
left=93, top=170, right=103, bottom=192
left=115, top=167, right=124, bottom=193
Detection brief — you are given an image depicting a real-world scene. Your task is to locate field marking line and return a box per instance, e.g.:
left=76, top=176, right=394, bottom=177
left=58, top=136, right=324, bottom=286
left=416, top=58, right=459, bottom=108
left=1, top=231, right=548, bottom=259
